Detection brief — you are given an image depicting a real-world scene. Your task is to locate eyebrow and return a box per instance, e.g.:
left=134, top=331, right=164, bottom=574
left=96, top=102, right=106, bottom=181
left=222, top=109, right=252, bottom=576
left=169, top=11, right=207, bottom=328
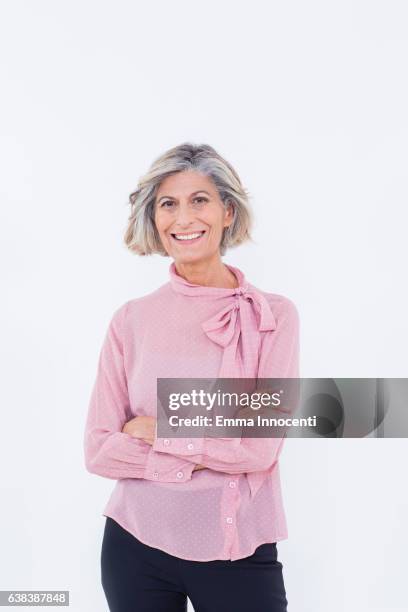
left=157, top=190, right=211, bottom=203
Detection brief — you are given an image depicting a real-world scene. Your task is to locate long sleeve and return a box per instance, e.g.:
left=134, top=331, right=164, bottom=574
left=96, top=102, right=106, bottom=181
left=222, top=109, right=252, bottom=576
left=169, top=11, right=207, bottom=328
left=151, top=296, right=300, bottom=476
left=83, top=303, right=197, bottom=482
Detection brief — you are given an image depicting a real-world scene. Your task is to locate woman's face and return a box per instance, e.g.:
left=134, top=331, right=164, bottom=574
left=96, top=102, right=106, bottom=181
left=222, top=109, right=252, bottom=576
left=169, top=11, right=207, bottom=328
left=154, top=170, right=233, bottom=265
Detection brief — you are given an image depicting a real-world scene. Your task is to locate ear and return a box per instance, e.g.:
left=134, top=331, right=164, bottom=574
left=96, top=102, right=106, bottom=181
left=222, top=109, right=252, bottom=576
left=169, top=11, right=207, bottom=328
left=223, top=201, right=234, bottom=228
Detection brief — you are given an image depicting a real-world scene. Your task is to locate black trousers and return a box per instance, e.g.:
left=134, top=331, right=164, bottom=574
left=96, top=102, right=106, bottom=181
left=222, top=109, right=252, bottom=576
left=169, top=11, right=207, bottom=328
left=101, top=517, right=288, bottom=612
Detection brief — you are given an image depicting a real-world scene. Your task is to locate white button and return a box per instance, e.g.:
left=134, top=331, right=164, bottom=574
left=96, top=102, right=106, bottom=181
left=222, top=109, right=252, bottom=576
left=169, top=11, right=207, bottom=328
left=187, top=443, right=194, bottom=450
left=163, top=439, right=170, bottom=445
left=226, top=517, right=233, bottom=524
left=153, top=471, right=159, bottom=478
left=229, top=481, right=236, bottom=488
left=176, top=471, right=184, bottom=479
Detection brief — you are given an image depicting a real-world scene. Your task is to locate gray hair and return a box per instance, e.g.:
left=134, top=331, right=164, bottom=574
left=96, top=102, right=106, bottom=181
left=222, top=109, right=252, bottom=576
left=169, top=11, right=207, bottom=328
left=124, top=142, right=254, bottom=256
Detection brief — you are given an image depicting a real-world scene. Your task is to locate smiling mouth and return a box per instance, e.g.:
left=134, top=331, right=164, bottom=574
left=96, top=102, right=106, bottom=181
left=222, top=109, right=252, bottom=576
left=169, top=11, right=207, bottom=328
left=170, top=230, right=206, bottom=243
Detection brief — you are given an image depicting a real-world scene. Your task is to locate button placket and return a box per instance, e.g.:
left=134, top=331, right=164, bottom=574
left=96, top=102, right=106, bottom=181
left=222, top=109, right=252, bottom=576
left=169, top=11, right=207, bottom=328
left=220, top=476, right=240, bottom=559
left=225, top=481, right=238, bottom=524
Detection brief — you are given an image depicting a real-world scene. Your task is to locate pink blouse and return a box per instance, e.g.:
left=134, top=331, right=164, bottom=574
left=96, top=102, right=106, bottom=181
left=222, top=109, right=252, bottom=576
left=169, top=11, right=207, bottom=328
left=83, top=261, right=300, bottom=561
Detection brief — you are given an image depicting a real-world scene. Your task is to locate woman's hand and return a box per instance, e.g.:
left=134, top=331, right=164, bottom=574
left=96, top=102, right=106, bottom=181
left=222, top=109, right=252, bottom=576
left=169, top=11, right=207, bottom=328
left=122, top=417, right=207, bottom=470
left=122, top=415, right=156, bottom=445
left=193, top=464, right=207, bottom=471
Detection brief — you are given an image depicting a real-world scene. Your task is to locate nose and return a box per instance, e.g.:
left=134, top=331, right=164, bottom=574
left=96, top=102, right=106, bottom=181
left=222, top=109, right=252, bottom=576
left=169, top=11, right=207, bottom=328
left=173, top=201, right=196, bottom=228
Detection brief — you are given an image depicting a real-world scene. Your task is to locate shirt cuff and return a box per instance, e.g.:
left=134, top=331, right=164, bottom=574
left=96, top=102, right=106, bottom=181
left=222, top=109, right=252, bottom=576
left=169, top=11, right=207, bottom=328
left=143, top=446, right=197, bottom=483
left=151, top=436, right=206, bottom=457
left=152, top=435, right=242, bottom=460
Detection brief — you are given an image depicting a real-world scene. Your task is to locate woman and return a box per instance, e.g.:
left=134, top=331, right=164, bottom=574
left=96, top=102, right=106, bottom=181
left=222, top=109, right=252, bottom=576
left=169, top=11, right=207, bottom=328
left=83, top=142, right=300, bottom=612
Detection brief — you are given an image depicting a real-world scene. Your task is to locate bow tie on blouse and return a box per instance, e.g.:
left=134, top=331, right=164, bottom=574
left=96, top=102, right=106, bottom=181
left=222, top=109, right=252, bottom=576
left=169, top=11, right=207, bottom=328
left=168, top=261, right=278, bottom=499
left=169, top=261, right=276, bottom=378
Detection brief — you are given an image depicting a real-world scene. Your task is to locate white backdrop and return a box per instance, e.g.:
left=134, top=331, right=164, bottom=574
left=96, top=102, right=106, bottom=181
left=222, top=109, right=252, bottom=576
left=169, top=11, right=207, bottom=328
left=1, top=1, right=407, bottom=611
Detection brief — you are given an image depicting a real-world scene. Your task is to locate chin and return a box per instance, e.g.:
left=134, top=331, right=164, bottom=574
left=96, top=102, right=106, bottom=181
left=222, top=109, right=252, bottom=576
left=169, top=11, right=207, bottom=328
left=173, top=253, right=205, bottom=265
left=173, top=250, right=219, bottom=267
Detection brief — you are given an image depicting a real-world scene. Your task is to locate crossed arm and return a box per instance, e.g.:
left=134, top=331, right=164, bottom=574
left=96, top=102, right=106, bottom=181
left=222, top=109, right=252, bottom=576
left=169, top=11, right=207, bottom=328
left=83, top=298, right=299, bottom=483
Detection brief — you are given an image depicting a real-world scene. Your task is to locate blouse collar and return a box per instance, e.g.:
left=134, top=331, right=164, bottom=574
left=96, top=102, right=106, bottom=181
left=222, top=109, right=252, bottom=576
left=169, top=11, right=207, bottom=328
left=168, top=260, right=276, bottom=335
left=169, top=261, right=249, bottom=297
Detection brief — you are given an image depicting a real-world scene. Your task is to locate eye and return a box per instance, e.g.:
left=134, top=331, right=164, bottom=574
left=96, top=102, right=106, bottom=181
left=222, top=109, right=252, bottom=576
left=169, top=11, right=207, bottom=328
left=193, top=197, right=208, bottom=204
left=159, top=196, right=208, bottom=208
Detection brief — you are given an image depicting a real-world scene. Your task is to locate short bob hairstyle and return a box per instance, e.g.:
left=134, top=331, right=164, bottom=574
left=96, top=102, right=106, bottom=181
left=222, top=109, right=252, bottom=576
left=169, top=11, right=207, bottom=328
left=124, top=142, right=254, bottom=257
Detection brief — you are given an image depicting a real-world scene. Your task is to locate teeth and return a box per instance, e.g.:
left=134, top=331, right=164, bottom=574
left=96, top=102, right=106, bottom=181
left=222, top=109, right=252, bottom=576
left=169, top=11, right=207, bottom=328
left=173, top=232, right=204, bottom=241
